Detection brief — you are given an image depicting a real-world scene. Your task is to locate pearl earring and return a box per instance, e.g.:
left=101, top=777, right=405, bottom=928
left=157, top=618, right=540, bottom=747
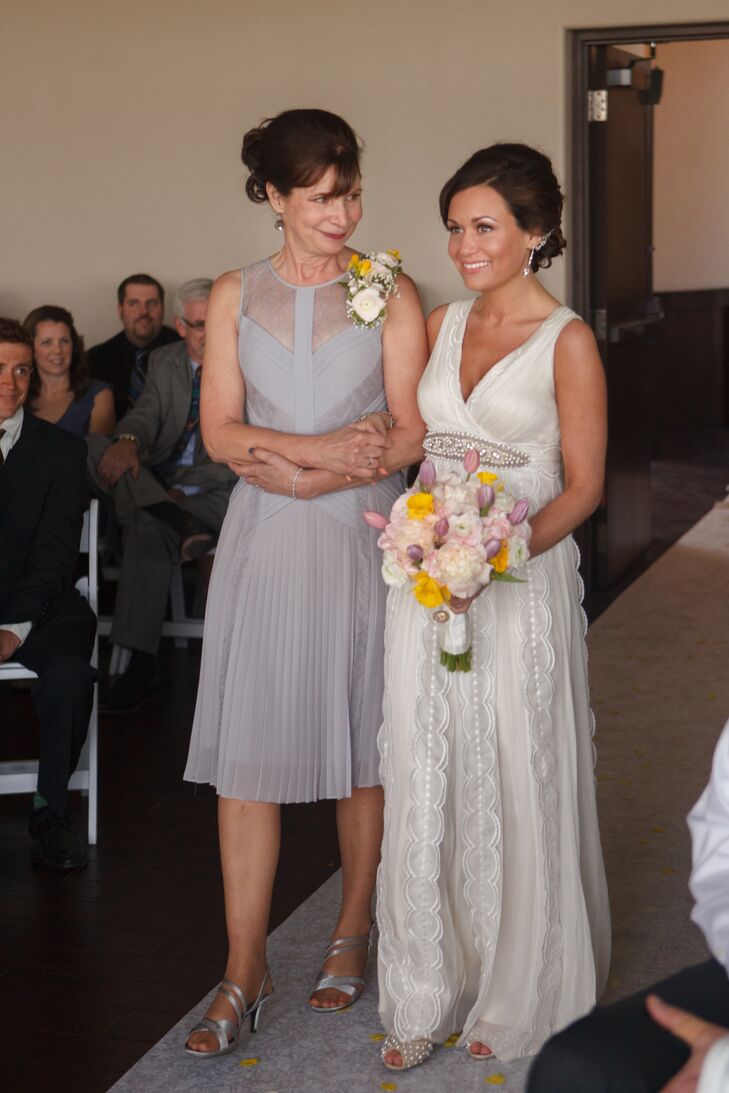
left=274, top=215, right=284, bottom=231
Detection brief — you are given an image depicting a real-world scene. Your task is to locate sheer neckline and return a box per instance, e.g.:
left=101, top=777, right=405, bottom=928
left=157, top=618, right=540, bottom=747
left=266, top=258, right=346, bottom=290
left=458, top=302, right=565, bottom=404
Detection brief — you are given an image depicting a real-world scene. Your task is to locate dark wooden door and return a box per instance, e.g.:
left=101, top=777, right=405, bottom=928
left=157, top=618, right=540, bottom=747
left=588, top=45, right=664, bottom=588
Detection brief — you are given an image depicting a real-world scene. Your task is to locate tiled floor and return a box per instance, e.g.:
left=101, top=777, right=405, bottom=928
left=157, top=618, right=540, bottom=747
left=1, top=431, right=727, bottom=1092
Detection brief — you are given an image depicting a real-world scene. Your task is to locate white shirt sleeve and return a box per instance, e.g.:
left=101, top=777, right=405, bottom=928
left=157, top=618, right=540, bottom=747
left=688, top=719, right=729, bottom=977
left=697, top=1035, right=729, bottom=1093
left=1, top=621, right=33, bottom=646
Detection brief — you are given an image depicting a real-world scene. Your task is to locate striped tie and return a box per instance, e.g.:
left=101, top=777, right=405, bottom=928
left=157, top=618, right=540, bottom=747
left=0, top=428, right=5, bottom=466
left=128, top=348, right=148, bottom=407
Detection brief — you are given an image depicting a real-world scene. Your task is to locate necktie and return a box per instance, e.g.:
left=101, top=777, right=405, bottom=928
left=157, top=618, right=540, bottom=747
left=128, top=348, right=148, bottom=407
left=0, top=428, right=5, bottom=467
left=169, top=368, right=202, bottom=461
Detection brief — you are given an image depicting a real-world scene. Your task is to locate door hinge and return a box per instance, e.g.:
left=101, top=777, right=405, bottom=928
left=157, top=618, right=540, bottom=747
left=588, top=89, right=608, bottom=122
left=593, top=308, right=607, bottom=341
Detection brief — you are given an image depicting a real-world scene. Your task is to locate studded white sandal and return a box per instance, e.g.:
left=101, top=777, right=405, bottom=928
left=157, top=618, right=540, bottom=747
left=381, top=1034, right=434, bottom=1070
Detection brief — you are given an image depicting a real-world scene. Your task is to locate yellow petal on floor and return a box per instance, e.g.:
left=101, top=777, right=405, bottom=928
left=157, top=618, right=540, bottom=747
left=620, top=778, right=634, bottom=786
left=239, top=1057, right=259, bottom=1066
left=610, top=977, right=622, bottom=988
left=597, top=775, right=612, bottom=782
left=643, top=762, right=652, bottom=770
left=380, top=1083, right=398, bottom=1091
left=661, top=867, right=676, bottom=875
left=708, top=693, right=717, bottom=700
left=638, top=839, right=650, bottom=845
left=633, top=748, right=646, bottom=757
left=651, top=826, right=666, bottom=834
left=369, top=1033, right=385, bottom=1041
left=444, top=1033, right=460, bottom=1047
left=485, top=1076, right=506, bottom=1085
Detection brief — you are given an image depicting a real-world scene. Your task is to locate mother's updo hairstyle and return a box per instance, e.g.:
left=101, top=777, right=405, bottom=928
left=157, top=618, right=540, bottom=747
left=241, top=108, right=362, bottom=203
left=439, top=143, right=566, bottom=272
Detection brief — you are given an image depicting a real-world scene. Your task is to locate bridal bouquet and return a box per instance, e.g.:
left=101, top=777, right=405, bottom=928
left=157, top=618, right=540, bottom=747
left=341, top=250, right=402, bottom=329
left=364, top=450, right=531, bottom=671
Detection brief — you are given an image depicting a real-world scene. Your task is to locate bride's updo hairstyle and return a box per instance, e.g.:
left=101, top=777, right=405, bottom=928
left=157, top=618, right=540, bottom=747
left=439, top=143, right=566, bottom=272
left=241, top=109, right=362, bottom=203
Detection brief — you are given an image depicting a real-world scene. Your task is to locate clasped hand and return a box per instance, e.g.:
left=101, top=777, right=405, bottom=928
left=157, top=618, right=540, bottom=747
left=98, top=440, right=140, bottom=489
left=320, top=415, right=390, bottom=479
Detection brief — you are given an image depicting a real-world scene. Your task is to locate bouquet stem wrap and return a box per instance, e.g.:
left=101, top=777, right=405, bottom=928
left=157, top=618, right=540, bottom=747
left=433, top=606, right=472, bottom=673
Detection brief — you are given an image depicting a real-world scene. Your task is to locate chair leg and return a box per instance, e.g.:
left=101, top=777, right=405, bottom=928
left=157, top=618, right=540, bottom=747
left=169, top=565, right=189, bottom=649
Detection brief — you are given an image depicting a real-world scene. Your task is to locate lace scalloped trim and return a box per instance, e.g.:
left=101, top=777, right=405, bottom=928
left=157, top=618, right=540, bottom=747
left=376, top=593, right=452, bottom=1040
left=458, top=585, right=502, bottom=1027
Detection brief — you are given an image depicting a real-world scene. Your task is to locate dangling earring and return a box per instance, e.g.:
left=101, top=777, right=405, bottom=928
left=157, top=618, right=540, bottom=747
left=522, top=247, right=535, bottom=278
left=274, top=215, right=284, bottom=231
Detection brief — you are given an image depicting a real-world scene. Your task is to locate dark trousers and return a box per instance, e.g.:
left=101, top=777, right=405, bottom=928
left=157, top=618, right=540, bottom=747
left=527, top=958, right=729, bottom=1093
left=14, top=592, right=96, bottom=818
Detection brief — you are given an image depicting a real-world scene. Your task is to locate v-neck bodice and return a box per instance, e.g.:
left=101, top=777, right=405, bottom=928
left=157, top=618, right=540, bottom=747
left=418, top=299, right=578, bottom=467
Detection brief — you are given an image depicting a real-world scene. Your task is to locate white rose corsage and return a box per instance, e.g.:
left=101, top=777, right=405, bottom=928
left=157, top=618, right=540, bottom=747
left=341, top=250, right=402, bottom=329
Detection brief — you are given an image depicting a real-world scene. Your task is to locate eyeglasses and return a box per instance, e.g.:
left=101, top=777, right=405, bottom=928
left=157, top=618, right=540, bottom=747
left=180, top=318, right=205, bottom=330
left=0, top=364, right=31, bottom=380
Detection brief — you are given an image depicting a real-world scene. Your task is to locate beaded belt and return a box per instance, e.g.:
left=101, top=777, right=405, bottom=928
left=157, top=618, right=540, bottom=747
left=423, top=430, right=530, bottom=468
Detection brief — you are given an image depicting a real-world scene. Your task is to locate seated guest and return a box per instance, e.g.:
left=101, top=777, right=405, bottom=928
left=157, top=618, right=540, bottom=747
left=0, top=318, right=95, bottom=870
left=527, top=718, right=729, bottom=1093
left=88, top=279, right=236, bottom=713
left=86, top=273, right=180, bottom=420
left=24, top=305, right=115, bottom=436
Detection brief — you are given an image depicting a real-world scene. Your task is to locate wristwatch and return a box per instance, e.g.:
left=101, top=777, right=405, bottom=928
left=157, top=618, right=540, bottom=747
left=111, top=434, right=138, bottom=445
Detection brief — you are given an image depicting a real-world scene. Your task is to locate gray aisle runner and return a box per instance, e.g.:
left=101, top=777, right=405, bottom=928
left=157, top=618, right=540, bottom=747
left=111, top=497, right=729, bottom=1093
left=111, top=870, right=531, bottom=1092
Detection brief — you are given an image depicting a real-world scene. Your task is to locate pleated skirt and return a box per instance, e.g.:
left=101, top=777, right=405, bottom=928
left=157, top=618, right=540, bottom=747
left=184, top=483, right=387, bottom=802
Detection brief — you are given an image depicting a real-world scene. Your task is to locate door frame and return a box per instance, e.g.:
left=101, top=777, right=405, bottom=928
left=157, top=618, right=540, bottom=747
left=569, top=21, right=729, bottom=321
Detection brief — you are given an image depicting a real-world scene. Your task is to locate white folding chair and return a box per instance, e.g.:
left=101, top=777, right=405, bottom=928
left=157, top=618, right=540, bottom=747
left=0, top=499, right=100, bottom=844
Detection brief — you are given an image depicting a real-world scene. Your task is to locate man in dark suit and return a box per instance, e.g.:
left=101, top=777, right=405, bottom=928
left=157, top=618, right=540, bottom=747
left=87, top=279, right=236, bottom=712
left=86, top=273, right=180, bottom=420
left=0, top=318, right=95, bottom=870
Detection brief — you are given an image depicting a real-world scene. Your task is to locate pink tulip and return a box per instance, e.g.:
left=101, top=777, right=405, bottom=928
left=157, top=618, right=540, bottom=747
left=434, top=517, right=449, bottom=537
left=364, top=510, right=388, bottom=530
left=508, top=499, right=529, bottom=525
left=463, top=449, right=480, bottom=475
left=484, top=538, right=502, bottom=560
left=478, top=484, right=495, bottom=510
left=418, top=460, right=436, bottom=489
left=407, top=544, right=424, bottom=563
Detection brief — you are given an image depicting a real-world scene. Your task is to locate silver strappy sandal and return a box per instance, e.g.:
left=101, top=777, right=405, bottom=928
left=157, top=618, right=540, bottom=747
left=308, top=930, right=372, bottom=1012
left=185, top=971, right=272, bottom=1058
left=381, top=1034, right=434, bottom=1070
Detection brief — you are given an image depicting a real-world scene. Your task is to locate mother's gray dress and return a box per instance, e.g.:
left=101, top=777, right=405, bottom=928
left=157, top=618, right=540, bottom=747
left=184, top=259, right=402, bottom=801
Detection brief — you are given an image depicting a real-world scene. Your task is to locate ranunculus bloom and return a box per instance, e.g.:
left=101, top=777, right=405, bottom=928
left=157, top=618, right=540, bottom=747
left=406, top=492, right=435, bottom=521
left=351, top=287, right=384, bottom=323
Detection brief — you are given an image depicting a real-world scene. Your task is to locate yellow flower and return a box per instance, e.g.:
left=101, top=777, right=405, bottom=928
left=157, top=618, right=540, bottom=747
left=491, top=543, right=509, bottom=573
left=348, top=254, right=360, bottom=270
left=477, top=471, right=503, bottom=492
left=387, top=248, right=401, bottom=260
left=413, top=572, right=449, bottom=608
left=486, top=1076, right=506, bottom=1086
left=359, top=259, right=372, bottom=275
left=407, top=492, right=435, bottom=520
left=239, top=1057, right=259, bottom=1066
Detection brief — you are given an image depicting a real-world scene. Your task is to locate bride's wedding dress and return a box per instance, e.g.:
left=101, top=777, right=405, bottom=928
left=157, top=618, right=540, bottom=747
left=376, top=300, right=611, bottom=1061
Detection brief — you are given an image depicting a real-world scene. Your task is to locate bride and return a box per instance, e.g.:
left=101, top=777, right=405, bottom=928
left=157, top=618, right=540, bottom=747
left=376, top=143, right=611, bottom=1070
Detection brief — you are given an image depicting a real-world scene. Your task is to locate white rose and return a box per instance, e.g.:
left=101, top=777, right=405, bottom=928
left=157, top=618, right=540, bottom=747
left=368, top=261, right=390, bottom=277
left=508, top=537, right=529, bottom=568
left=351, top=287, right=385, bottom=323
left=382, top=551, right=409, bottom=587
left=378, top=252, right=400, bottom=268
left=493, top=491, right=514, bottom=512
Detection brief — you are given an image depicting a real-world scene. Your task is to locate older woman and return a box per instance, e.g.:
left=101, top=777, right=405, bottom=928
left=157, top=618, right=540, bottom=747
left=24, top=305, right=115, bottom=436
left=183, top=108, right=427, bottom=1057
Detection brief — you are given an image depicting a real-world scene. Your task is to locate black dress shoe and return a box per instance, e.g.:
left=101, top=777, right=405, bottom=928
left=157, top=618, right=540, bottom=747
left=29, top=807, right=87, bottom=870
left=99, top=663, right=162, bottom=714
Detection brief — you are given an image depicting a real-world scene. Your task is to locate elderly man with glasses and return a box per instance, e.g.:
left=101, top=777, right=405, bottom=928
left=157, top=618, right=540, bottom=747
left=88, top=279, right=236, bottom=713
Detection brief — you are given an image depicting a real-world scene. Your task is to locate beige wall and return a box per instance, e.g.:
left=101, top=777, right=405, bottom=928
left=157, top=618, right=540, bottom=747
left=2, top=0, right=727, bottom=344
left=654, top=39, right=729, bottom=292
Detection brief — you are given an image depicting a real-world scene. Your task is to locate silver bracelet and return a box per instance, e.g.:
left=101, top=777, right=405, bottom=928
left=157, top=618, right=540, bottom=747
left=358, top=410, right=395, bottom=429
left=291, top=466, right=303, bottom=499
